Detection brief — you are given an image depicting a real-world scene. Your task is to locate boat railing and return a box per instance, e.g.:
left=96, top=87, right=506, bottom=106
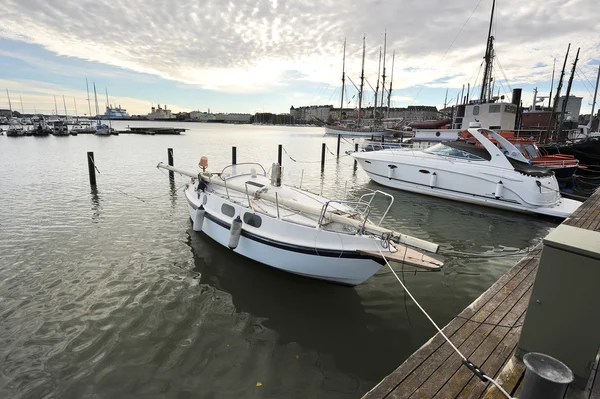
left=318, top=199, right=372, bottom=232
left=220, top=163, right=267, bottom=180
left=357, top=190, right=394, bottom=225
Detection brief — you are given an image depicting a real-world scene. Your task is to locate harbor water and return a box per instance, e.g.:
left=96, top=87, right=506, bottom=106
left=0, top=122, right=557, bottom=398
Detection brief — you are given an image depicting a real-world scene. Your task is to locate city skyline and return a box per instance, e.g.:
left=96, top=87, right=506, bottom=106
left=1, top=0, right=599, bottom=116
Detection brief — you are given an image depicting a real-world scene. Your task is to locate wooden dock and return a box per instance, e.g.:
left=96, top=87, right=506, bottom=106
left=364, top=188, right=600, bottom=399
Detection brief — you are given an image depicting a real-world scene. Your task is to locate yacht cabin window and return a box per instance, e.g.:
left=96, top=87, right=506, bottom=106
left=424, top=143, right=486, bottom=160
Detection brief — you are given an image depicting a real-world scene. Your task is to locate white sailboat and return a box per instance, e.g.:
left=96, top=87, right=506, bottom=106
left=351, top=122, right=582, bottom=218
left=93, top=82, right=110, bottom=135
left=157, top=161, right=443, bottom=286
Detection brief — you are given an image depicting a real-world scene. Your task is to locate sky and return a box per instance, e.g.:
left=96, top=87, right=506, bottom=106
left=0, top=0, right=599, bottom=116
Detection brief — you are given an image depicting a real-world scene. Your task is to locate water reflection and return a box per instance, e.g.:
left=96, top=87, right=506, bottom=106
left=184, top=228, right=413, bottom=383
left=89, top=187, right=102, bottom=222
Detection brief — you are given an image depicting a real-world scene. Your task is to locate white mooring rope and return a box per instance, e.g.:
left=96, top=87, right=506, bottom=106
left=376, top=247, right=516, bottom=399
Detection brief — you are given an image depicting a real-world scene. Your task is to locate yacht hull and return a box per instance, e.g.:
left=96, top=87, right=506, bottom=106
left=325, top=126, right=393, bottom=137
left=184, top=186, right=385, bottom=286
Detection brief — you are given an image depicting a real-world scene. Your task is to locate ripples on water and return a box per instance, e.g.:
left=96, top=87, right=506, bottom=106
left=0, top=122, right=556, bottom=398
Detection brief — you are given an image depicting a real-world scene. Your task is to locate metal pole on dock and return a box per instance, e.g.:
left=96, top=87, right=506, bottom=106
left=336, top=135, right=341, bottom=159
left=167, top=148, right=174, bottom=180
left=321, top=143, right=326, bottom=171
left=87, top=152, right=96, bottom=186
left=520, top=353, right=573, bottom=399
left=278, top=144, right=282, bottom=166
left=354, top=143, right=359, bottom=170
left=232, top=146, right=237, bottom=165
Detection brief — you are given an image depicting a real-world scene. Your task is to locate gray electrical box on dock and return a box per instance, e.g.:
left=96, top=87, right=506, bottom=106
left=518, top=224, right=600, bottom=388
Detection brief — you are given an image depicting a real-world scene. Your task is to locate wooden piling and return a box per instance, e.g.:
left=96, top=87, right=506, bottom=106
left=381, top=135, right=384, bottom=144
left=87, top=151, right=96, bottom=186
left=167, top=148, right=174, bottom=180
left=321, top=143, right=326, bottom=171
left=354, top=143, right=359, bottom=170
left=232, top=146, right=237, bottom=165
left=337, top=134, right=341, bottom=159
left=278, top=144, right=283, bottom=166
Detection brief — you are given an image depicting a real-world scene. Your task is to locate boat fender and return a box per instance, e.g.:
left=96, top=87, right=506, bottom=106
left=193, top=205, right=205, bottom=232
left=430, top=172, right=437, bottom=188
left=387, top=164, right=398, bottom=179
left=495, top=181, right=504, bottom=199
left=228, top=216, right=243, bottom=249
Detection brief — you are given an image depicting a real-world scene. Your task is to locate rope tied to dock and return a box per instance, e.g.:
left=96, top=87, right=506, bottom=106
left=376, top=247, right=517, bottom=399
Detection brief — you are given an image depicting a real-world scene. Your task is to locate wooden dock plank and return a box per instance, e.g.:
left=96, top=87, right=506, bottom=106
left=565, top=188, right=600, bottom=230
left=362, top=251, right=540, bottom=399
left=412, top=268, right=536, bottom=399
left=375, top=253, right=540, bottom=399
left=481, top=355, right=525, bottom=399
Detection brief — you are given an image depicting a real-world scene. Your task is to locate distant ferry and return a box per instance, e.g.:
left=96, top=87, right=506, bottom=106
left=103, top=105, right=130, bottom=119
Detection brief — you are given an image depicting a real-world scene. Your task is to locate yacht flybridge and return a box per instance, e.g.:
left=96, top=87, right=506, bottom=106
left=351, top=123, right=582, bottom=218
left=157, top=161, right=443, bottom=286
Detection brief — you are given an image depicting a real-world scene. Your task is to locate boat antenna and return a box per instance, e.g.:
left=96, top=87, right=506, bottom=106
left=379, top=30, right=387, bottom=120
left=86, top=78, right=92, bottom=117
left=358, top=34, right=366, bottom=127
left=339, top=39, right=346, bottom=123
left=548, top=58, right=556, bottom=109
left=588, top=64, right=600, bottom=130
left=374, top=47, right=381, bottom=119
left=557, top=47, right=579, bottom=139
left=479, top=0, right=495, bottom=103
left=386, top=50, right=395, bottom=118
left=544, top=43, right=570, bottom=143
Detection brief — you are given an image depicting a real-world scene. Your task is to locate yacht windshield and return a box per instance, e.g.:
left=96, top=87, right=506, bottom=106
left=424, top=143, right=486, bottom=161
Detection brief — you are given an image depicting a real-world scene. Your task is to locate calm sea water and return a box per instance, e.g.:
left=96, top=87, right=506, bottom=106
left=0, top=122, right=556, bottom=398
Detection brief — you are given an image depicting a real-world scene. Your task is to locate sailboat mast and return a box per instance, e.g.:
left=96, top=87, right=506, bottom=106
left=6, top=89, right=13, bottom=117
left=339, top=39, right=346, bottom=122
left=19, top=96, right=24, bottom=114
left=73, top=97, right=78, bottom=118
left=105, top=87, right=112, bottom=130
left=558, top=47, right=580, bottom=138
left=545, top=44, right=570, bottom=142
left=548, top=59, right=556, bottom=109
left=54, top=95, right=59, bottom=117
left=386, top=50, right=395, bottom=118
left=379, top=30, right=387, bottom=119
left=86, top=78, right=92, bottom=117
left=374, top=47, right=381, bottom=119
left=93, top=83, right=99, bottom=118
left=479, top=0, right=495, bottom=103
left=358, top=34, right=366, bottom=127
left=588, top=64, right=600, bottom=130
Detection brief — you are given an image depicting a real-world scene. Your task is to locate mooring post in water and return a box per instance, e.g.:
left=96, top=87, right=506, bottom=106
left=321, top=143, right=326, bottom=171
left=87, top=151, right=97, bottom=186
left=232, top=146, right=237, bottom=165
left=336, top=134, right=341, bottom=159
left=354, top=143, right=359, bottom=170
left=278, top=144, right=282, bottom=166
left=381, top=135, right=384, bottom=144
left=167, top=148, right=174, bottom=180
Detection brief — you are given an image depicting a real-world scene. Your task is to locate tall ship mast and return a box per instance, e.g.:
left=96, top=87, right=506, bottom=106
left=339, top=39, right=346, bottom=122
left=479, top=0, right=495, bottom=103
left=386, top=51, right=395, bottom=118
left=357, top=34, right=366, bottom=127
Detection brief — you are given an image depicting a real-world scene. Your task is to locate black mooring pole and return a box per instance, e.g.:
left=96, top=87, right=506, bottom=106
left=87, top=151, right=96, bottom=186
left=167, top=148, right=174, bottom=180
left=321, top=143, right=326, bottom=171
left=353, top=143, right=359, bottom=170
left=278, top=144, right=282, bottom=166
left=232, top=146, right=237, bottom=165
left=337, top=134, right=341, bottom=159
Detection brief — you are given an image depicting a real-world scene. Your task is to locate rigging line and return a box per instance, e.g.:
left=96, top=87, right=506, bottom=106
left=375, top=247, right=516, bottom=399
left=574, top=70, right=594, bottom=98
left=410, top=0, right=486, bottom=103
left=494, top=56, right=513, bottom=92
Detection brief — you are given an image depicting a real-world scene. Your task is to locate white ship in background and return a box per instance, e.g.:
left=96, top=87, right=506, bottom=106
left=103, top=105, right=130, bottom=119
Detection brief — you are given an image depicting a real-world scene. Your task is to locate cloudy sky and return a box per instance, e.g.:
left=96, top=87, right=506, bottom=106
left=0, top=0, right=599, bottom=116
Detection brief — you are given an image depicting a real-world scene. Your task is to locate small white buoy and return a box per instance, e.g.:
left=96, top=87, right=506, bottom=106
left=495, top=181, right=504, bottom=199
left=430, top=172, right=437, bottom=188
left=229, top=216, right=243, bottom=249
left=387, top=164, right=397, bottom=180
left=193, top=205, right=205, bottom=232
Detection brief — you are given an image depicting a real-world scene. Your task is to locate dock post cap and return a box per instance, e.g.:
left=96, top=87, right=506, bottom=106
left=520, top=352, right=574, bottom=399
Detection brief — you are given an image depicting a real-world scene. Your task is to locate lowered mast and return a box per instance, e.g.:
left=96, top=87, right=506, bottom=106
left=479, top=0, right=495, bottom=103
left=358, top=34, right=366, bottom=127
left=339, top=39, right=346, bottom=122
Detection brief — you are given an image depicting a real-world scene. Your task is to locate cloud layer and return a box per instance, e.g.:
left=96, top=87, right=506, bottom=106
left=1, top=0, right=599, bottom=106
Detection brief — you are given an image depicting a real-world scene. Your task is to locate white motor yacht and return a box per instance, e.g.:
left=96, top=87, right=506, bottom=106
left=157, top=161, right=443, bottom=286
left=351, top=123, right=582, bottom=218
